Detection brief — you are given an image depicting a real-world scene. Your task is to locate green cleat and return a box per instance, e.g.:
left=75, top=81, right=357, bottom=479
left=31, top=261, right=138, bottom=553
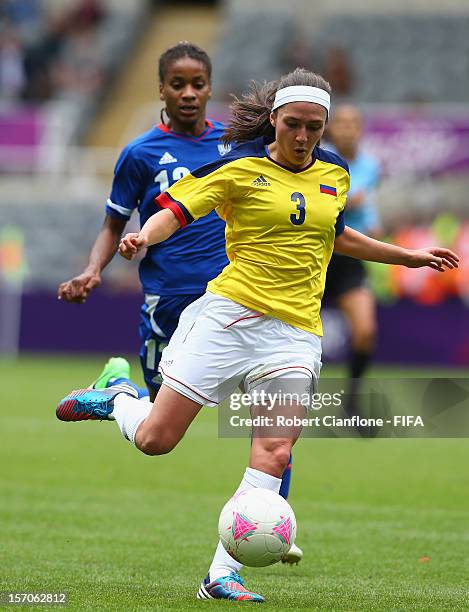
left=91, top=357, right=131, bottom=389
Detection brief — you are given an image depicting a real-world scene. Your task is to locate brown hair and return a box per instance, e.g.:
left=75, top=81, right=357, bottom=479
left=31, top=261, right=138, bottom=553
left=223, top=68, right=331, bottom=144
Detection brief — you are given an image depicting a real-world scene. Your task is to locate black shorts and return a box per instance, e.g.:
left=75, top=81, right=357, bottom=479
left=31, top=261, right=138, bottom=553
left=324, top=253, right=367, bottom=303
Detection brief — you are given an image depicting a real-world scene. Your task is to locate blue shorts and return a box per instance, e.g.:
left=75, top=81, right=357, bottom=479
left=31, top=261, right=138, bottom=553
left=139, top=293, right=204, bottom=392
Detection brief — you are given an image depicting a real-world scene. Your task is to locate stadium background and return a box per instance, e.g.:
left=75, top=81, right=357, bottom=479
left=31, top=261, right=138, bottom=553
left=1, top=0, right=468, bottom=609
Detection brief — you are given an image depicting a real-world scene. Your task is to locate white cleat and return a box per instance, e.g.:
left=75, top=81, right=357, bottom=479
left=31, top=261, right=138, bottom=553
left=281, top=542, right=303, bottom=565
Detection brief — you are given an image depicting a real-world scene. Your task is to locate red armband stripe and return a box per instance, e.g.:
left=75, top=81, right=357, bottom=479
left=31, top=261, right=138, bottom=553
left=156, top=192, right=193, bottom=228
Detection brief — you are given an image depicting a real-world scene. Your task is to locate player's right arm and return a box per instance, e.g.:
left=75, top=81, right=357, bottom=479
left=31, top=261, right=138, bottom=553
left=119, top=159, right=229, bottom=260
left=119, top=209, right=180, bottom=260
left=58, top=214, right=127, bottom=303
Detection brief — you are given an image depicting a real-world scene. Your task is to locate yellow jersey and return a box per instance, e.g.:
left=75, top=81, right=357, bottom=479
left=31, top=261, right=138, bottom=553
left=156, top=136, right=349, bottom=335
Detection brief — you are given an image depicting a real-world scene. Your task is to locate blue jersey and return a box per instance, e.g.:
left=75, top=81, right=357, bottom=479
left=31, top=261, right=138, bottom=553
left=325, top=145, right=380, bottom=235
left=106, top=120, right=230, bottom=295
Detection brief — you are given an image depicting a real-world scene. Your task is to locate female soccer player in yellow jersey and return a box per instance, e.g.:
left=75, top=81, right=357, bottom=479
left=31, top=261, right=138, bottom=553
left=57, top=68, right=459, bottom=603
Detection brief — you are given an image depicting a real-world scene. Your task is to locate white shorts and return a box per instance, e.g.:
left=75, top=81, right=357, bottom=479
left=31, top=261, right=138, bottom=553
left=158, top=292, right=322, bottom=407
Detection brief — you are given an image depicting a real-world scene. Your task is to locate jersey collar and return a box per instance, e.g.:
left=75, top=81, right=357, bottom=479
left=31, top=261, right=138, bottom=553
left=156, top=119, right=214, bottom=141
left=264, top=144, right=316, bottom=173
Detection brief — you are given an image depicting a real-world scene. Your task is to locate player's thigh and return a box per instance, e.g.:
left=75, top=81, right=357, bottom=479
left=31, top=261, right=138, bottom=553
left=245, top=317, right=322, bottom=397
left=325, top=254, right=366, bottom=305
left=137, top=384, right=203, bottom=452
left=139, top=293, right=203, bottom=395
left=159, top=293, right=262, bottom=406
left=337, top=286, right=376, bottom=336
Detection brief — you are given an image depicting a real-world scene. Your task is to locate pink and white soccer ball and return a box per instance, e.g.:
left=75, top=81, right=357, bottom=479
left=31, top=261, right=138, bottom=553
left=218, top=488, right=297, bottom=567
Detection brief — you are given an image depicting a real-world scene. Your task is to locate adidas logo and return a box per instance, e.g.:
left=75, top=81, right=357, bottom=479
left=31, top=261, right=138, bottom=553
left=251, top=175, right=271, bottom=187
left=159, top=151, right=177, bottom=165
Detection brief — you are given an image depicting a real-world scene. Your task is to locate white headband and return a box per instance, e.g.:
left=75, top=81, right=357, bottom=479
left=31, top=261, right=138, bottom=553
left=272, top=85, right=331, bottom=113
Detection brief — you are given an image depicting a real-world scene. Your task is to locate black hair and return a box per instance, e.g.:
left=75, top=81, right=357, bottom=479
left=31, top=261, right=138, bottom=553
left=223, top=68, right=331, bottom=144
left=158, top=41, right=212, bottom=84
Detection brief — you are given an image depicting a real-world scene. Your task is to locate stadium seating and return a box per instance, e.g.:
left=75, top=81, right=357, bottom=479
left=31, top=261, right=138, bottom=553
left=213, top=12, right=469, bottom=103
left=213, top=12, right=297, bottom=97
left=0, top=1, right=149, bottom=164
left=314, top=14, right=469, bottom=103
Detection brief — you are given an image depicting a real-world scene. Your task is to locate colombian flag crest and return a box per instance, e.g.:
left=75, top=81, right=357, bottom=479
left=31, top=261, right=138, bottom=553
left=319, top=184, right=337, bottom=196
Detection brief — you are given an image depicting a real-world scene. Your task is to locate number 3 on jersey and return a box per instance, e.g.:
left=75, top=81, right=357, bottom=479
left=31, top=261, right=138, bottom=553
left=154, top=167, right=190, bottom=192
left=290, top=192, right=306, bottom=225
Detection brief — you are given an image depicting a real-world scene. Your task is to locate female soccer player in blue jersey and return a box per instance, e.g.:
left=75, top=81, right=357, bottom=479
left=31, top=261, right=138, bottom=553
left=57, top=42, right=227, bottom=402
left=57, top=68, right=459, bottom=603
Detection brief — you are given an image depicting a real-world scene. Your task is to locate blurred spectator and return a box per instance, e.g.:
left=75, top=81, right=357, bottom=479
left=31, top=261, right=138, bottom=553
left=322, top=46, right=353, bottom=98
left=52, top=28, right=104, bottom=99
left=1, top=0, right=42, bottom=41
left=283, top=40, right=353, bottom=99
left=50, top=0, right=105, bottom=99
left=281, top=36, right=316, bottom=74
left=55, top=0, right=105, bottom=35
left=12, top=0, right=106, bottom=102
left=22, top=16, right=61, bottom=101
left=0, top=25, right=26, bottom=101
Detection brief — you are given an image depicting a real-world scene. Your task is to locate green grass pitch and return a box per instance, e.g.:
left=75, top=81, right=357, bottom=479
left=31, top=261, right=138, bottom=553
left=1, top=355, right=468, bottom=610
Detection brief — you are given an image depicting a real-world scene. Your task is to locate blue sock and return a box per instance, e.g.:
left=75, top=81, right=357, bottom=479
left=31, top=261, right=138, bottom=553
left=279, top=452, right=292, bottom=499
left=109, top=377, right=149, bottom=399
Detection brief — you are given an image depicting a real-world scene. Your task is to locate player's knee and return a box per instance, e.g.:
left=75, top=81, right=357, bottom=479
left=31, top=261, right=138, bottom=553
left=137, top=429, right=178, bottom=456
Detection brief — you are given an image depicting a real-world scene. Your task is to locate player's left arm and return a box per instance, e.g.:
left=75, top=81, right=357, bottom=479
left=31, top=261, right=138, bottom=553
left=334, top=226, right=459, bottom=272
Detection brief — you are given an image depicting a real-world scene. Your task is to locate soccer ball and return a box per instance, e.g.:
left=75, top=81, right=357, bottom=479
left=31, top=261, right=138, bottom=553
left=218, top=488, right=297, bottom=567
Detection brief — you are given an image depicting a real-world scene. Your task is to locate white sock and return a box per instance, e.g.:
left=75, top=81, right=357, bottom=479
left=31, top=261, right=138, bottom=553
left=208, top=467, right=282, bottom=582
left=112, top=394, right=152, bottom=444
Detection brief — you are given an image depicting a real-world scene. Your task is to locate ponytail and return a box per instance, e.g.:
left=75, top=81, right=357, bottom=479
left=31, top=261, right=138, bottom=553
left=223, top=68, right=331, bottom=145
